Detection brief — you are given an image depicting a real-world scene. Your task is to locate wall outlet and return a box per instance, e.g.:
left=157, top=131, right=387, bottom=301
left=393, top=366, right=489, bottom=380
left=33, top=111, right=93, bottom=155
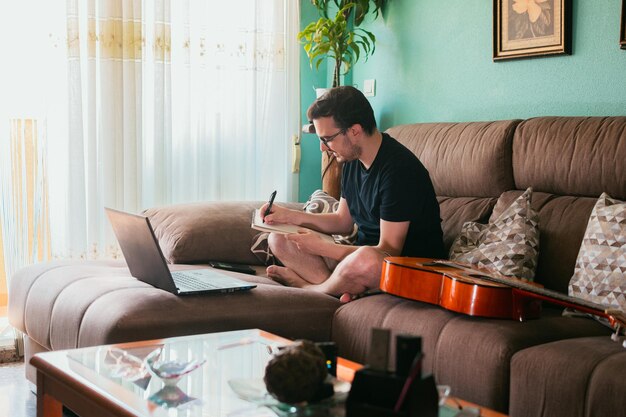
left=363, top=79, right=376, bottom=97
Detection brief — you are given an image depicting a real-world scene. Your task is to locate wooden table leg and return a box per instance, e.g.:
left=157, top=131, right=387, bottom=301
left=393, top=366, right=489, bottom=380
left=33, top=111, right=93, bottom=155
left=37, top=372, right=63, bottom=417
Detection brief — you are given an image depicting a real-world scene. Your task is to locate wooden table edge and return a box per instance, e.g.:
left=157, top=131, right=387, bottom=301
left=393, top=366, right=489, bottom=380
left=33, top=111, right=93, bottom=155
left=31, top=354, right=151, bottom=417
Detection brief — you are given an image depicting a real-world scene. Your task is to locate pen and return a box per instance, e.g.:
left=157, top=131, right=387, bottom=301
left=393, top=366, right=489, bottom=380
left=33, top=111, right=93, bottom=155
left=263, top=190, right=277, bottom=221
left=393, top=352, right=423, bottom=412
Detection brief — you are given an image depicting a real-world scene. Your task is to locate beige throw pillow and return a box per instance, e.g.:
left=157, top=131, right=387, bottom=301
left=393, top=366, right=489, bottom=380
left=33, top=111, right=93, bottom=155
left=449, top=187, right=540, bottom=281
left=568, top=193, right=626, bottom=310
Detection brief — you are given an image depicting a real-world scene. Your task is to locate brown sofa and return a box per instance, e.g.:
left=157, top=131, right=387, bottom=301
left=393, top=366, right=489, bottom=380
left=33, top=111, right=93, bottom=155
left=8, top=116, right=626, bottom=416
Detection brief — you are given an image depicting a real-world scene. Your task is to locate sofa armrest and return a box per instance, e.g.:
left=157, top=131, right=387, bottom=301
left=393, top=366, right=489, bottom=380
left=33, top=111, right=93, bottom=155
left=143, top=201, right=303, bottom=265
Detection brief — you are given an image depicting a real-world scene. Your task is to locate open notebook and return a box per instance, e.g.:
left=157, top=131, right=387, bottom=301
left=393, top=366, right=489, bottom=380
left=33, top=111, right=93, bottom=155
left=250, top=209, right=335, bottom=243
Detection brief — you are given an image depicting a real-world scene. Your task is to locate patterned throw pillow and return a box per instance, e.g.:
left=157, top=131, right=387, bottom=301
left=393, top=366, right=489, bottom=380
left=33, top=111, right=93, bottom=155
left=250, top=231, right=277, bottom=265
left=449, top=187, right=540, bottom=281
left=250, top=190, right=358, bottom=265
left=568, top=193, right=626, bottom=310
left=303, top=190, right=358, bottom=245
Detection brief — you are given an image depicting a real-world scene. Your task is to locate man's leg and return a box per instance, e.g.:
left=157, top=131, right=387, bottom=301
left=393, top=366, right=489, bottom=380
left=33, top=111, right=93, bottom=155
left=273, top=246, right=385, bottom=298
left=266, top=233, right=335, bottom=285
left=316, top=246, right=385, bottom=296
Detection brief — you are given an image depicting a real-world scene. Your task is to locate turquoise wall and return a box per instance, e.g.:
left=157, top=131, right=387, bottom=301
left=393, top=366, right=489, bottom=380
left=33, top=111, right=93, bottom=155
left=298, top=0, right=626, bottom=201
left=298, top=1, right=326, bottom=202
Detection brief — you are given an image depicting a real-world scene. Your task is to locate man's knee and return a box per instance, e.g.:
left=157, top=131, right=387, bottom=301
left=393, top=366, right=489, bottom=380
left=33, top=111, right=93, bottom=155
left=355, top=246, right=385, bottom=266
left=267, top=232, right=288, bottom=257
left=339, top=246, right=385, bottom=281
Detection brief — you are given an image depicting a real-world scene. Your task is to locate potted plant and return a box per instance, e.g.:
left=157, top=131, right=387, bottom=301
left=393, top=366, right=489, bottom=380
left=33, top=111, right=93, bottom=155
left=299, top=0, right=390, bottom=88
left=299, top=1, right=391, bottom=199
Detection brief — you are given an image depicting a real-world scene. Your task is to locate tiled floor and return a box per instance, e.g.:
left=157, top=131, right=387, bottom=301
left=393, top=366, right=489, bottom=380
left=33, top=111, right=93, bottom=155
left=0, top=316, right=15, bottom=349
left=0, top=361, right=37, bottom=417
left=0, top=361, right=77, bottom=417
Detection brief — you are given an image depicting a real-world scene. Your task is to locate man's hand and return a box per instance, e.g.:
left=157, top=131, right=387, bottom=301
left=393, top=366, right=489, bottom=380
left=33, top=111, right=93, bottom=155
left=260, top=203, right=295, bottom=225
left=285, top=229, right=328, bottom=255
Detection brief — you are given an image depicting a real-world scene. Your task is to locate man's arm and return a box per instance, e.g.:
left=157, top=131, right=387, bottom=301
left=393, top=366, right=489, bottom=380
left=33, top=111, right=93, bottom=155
left=278, top=198, right=358, bottom=262
left=376, top=219, right=410, bottom=256
left=287, top=217, right=409, bottom=263
left=286, top=232, right=358, bottom=261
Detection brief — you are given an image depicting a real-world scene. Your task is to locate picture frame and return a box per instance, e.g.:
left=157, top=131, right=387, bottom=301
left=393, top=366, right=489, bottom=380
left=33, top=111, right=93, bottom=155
left=619, top=0, right=626, bottom=49
left=493, top=0, right=572, bottom=61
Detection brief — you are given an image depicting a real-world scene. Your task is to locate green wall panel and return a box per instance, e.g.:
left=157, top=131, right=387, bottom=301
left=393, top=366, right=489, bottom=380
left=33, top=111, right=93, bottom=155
left=298, top=0, right=626, bottom=201
left=298, top=1, right=326, bottom=202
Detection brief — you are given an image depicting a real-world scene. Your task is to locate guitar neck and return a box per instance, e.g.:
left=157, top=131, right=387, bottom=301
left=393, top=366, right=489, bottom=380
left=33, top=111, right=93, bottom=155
left=512, top=284, right=607, bottom=317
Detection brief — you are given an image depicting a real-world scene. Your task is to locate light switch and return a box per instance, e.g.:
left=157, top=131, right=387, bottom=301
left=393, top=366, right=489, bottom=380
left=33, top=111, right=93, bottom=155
left=291, top=134, right=301, bottom=173
left=363, top=79, right=376, bottom=97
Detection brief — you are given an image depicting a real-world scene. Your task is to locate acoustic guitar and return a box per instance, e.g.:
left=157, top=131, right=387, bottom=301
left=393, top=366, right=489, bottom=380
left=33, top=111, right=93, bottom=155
left=380, top=257, right=626, bottom=333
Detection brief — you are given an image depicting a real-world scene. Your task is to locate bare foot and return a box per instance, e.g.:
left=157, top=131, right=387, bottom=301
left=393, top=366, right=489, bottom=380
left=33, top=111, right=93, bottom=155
left=266, top=265, right=309, bottom=288
left=339, top=293, right=355, bottom=303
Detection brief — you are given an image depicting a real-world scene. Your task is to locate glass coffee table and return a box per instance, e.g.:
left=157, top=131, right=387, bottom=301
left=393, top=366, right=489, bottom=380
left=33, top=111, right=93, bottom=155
left=31, top=329, right=507, bottom=417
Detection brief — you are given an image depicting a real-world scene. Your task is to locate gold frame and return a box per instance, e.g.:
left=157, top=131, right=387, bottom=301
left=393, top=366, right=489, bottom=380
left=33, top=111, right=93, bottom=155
left=493, top=0, right=571, bottom=61
left=619, top=0, right=626, bottom=49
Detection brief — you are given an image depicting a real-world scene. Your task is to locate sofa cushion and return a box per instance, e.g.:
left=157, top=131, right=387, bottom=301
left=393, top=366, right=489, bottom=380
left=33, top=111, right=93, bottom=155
left=331, top=294, right=458, bottom=374
left=449, top=188, right=540, bottom=280
left=331, top=295, right=610, bottom=413
left=387, top=120, right=520, bottom=198
left=144, top=201, right=302, bottom=265
left=512, top=116, right=626, bottom=200
left=432, top=311, right=609, bottom=413
left=568, top=193, right=626, bottom=310
left=9, top=261, right=340, bottom=353
left=7, top=259, right=124, bottom=340
left=510, top=336, right=626, bottom=417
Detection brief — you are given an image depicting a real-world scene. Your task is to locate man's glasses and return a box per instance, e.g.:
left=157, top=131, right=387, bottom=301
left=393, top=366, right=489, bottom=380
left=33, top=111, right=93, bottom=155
left=318, top=129, right=346, bottom=148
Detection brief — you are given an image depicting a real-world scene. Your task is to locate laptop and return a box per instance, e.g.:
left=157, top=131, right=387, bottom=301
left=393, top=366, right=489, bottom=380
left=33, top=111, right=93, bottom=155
left=105, top=207, right=256, bottom=295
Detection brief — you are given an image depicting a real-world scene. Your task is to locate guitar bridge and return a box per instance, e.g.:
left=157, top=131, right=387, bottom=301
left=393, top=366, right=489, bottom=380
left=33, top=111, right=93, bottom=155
left=610, top=324, right=626, bottom=348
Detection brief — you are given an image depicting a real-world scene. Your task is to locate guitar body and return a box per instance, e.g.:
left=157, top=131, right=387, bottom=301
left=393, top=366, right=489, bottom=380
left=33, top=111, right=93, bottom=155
left=380, top=257, right=543, bottom=321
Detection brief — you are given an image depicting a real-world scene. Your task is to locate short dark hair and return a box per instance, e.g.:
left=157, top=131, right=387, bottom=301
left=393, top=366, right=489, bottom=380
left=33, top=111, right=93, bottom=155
left=306, top=86, right=377, bottom=135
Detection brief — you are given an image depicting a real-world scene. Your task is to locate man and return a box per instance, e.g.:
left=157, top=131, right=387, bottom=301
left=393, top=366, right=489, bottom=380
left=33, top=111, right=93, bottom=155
left=261, top=86, right=444, bottom=302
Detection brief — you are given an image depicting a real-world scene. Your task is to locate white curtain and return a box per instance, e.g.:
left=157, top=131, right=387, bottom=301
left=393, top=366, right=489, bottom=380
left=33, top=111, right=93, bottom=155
left=1, top=0, right=300, bottom=269
left=0, top=1, right=66, bottom=308
left=59, top=0, right=300, bottom=260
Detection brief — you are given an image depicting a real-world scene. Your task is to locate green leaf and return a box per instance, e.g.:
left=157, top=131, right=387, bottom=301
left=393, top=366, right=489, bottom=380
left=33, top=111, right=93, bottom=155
left=301, top=1, right=391, bottom=77
left=350, top=43, right=361, bottom=62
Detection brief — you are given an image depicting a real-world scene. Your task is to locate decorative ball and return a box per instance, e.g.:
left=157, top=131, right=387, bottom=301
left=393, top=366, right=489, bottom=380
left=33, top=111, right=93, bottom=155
left=264, top=340, right=328, bottom=404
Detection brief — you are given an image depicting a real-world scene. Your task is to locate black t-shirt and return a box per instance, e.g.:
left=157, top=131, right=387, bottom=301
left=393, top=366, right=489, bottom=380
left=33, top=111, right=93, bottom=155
left=341, top=133, right=445, bottom=258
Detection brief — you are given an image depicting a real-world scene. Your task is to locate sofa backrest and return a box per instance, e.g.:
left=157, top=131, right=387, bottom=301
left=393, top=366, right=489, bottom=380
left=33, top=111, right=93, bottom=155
left=387, top=120, right=520, bottom=197
left=387, top=120, right=520, bottom=250
left=511, top=117, right=626, bottom=199
left=504, top=116, right=626, bottom=292
left=386, top=116, right=625, bottom=293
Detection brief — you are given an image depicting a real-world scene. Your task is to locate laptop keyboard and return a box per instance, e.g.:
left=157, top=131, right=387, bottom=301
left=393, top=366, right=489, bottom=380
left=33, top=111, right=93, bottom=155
left=171, top=271, right=218, bottom=290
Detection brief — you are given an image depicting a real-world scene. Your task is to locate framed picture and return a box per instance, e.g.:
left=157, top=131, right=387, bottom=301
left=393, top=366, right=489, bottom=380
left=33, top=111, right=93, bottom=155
left=493, top=0, right=572, bottom=61
left=621, top=0, right=626, bottom=50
